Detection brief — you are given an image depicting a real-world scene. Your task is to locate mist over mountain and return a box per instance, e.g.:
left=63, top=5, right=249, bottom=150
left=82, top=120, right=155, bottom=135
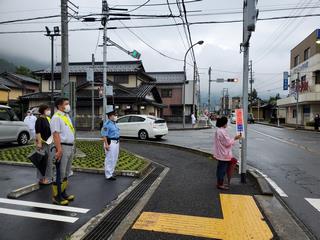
left=0, top=53, right=48, bottom=71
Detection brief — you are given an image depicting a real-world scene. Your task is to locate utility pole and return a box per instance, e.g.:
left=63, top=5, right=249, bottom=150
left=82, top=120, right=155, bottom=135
left=295, top=72, right=300, bottom=129
left=61, top=0, right=69, bottom=99
left=102, top=0, right=109, bottom=121
left=249, top=60, right=253, bottom=114
left=91, top=54, right=95, bottom=131
left=192, top=61, right=196, bottom=115
left=240, top=0, right=258, bottom=183
left=208, top=67, right=212, bottom=112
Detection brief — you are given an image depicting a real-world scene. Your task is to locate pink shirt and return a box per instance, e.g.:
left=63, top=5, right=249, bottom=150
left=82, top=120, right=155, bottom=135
left=213, top=127, right=235, bottom=161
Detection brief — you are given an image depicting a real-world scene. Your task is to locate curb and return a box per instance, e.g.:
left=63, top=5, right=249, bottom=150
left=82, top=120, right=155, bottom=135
left=168, top=126, right=212, bottom=131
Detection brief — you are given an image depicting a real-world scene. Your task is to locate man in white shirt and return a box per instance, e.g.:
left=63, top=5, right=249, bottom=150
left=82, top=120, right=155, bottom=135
left=24, top=110, right=37, bottom=140
left=191, top=112, right=196, bottom=128
left=50, top=98, right=75, bottom=205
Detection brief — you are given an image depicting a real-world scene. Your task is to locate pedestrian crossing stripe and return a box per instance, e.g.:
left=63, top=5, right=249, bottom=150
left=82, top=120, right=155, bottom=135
left=0, top=198, right=90, bottom=223
left=0, top=198, right=90, bottom=213
left=305, top=198, right=320, bottom=212
left=132, top=194, right=273, bottom=240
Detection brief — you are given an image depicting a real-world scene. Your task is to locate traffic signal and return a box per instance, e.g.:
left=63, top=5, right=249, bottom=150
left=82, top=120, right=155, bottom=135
left=227, top=78, right=239, bottom=82
left=130, top=50, right=141, bottom=59
left=246, top=0, right=259, bottom=32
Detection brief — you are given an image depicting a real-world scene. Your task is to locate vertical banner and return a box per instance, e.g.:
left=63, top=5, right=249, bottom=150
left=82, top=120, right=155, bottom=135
left=235, top=108, right=245, bottom=138
left=283, top=71, right=289, bottom=90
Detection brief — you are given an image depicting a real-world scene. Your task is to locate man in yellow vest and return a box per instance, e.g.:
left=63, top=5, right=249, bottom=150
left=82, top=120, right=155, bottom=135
left=50, top=98, right=75, bottom=205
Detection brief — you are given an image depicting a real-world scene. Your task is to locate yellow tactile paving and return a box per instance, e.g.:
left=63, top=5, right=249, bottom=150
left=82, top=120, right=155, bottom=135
left=132, top=194, right=273, bottom=240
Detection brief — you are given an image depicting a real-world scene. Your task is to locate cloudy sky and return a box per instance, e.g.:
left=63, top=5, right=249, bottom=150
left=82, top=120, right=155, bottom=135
left=0, top=0, right=319, bottom=103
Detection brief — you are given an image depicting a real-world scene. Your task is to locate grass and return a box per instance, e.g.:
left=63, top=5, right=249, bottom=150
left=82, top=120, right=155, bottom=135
left=0, top=141, right=147, bottom=172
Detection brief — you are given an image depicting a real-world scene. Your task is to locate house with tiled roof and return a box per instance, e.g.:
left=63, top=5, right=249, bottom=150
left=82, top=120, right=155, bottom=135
left=148, top=71, right=194, bottom=123
left=21, top=60, right=166, bottom=129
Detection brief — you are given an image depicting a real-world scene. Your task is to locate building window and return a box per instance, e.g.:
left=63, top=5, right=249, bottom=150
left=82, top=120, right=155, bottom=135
left=293, top=109, right=296, bottom=118
left=294, top=55, right=300, bottom=67
left=315, top=71, right=320, bottom=84
left=114, top=75, right=129, bottom=84
left=304, top=48, right=310, bottom=61
left=49, top=79, right=61, bottom=90
left=161, top=89, right=172, bottom=98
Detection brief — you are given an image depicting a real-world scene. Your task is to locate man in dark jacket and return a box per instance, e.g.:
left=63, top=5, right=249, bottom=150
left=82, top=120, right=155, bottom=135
left=314, top=114, right=320, bottom=131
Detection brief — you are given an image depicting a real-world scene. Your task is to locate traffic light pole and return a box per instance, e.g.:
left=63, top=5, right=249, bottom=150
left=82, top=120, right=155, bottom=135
left=208, top=67, right=212, bottom=112
left=91, top=54, right=95, bottom=131
left=102, top=0, right=108, bottom=122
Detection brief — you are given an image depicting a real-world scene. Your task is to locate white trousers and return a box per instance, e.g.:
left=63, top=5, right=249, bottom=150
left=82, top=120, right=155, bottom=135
left=104, top=141, right=119, bottom=178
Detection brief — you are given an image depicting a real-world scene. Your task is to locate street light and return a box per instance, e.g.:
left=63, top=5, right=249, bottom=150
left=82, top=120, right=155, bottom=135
left=45, top=26, right=60, bottom=116
left=182, top=40, right=204, bottom=128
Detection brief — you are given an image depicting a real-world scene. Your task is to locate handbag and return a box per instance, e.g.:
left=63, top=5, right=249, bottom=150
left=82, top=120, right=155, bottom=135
left=27, top=150, right=48, bottom=176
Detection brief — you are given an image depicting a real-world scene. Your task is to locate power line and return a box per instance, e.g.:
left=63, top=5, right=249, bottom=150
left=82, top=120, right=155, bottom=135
left=109, top=0, right=202, bottom=8
left=0, top=15, right=60, bottom=25
left=126, top=0, right=151, bottom=13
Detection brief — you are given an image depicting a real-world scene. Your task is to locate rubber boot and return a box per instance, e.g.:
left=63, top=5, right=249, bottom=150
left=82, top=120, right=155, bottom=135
left=61, top=179, right=75, bottom=201
left=52, top=183, right=69, bottom=205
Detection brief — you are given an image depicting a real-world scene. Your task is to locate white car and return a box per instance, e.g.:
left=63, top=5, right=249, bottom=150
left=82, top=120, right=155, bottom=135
left=0, top=105, right=30, bottom=145
left=116, top=115, right=168, bottom=140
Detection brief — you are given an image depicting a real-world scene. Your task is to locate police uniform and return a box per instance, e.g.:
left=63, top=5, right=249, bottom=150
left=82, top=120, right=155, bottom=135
left=101, top=118, right=120, bottom=179
left=50, top=110, right=75, bottom=205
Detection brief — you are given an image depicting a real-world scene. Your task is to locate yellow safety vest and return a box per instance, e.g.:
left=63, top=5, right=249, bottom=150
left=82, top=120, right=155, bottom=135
left=55, top=112, right=75, bottom=134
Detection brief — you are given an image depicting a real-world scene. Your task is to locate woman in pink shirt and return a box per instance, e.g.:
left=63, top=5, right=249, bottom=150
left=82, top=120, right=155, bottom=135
left=213, top=116, right=241, bottom=190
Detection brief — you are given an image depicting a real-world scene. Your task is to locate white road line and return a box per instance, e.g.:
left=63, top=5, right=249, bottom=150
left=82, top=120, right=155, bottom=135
left=0, top=198, right=90, bottom=213
left=254, top=169, right=288, bottom=197
left=0, top=207, right=78, bottom=223
left=305, top=198, right=320, bottom=212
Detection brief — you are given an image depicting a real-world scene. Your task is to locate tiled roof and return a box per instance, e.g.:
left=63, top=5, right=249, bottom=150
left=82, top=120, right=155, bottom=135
left=0, top=83, right=10, bottom=91
left=20, top=92, right=60, bottom=100
left=8, top=73, right=40, bottom=84
left=0, top=76, right=19, bottom=88
left=37, top=61, right=144, bottom=74
left=147, top=71, right=185, bottom=84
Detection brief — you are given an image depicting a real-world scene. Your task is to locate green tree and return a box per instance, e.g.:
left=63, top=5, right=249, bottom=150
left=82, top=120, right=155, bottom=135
left=15, top=65, right=33, bottom=77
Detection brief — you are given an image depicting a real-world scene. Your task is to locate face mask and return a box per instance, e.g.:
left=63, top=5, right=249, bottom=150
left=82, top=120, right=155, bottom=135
left=113, top=116, right=118, bottom=122
left=64, top=104, right=71, bottom=113
left=45, top=110, right=51, bottom=116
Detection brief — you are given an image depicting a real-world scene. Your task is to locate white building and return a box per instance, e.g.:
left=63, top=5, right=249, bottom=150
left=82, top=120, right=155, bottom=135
left=277, top=29, right=320, bottom=126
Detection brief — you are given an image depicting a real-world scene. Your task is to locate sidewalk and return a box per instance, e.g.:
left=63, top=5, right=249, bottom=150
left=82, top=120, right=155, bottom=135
left=257, top=121, right=320, bottom=132
left=119, top=142, right=273, bottom=240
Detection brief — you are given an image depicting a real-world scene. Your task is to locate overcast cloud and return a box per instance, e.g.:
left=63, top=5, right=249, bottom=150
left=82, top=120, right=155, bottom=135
left=1, top=0, right=320, bottom=102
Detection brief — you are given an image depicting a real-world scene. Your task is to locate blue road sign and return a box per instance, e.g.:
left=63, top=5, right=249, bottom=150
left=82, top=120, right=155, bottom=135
left=283, top=71, right=289, bottom=90
left=237, top=124, right=243, bottom=132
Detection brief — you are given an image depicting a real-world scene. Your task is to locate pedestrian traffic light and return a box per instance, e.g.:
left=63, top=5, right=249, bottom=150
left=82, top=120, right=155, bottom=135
left=130, top=50, right=141, bottom=59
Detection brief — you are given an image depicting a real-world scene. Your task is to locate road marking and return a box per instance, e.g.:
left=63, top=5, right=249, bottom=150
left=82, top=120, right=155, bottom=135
left=254, top=169, right=288, bottom=197
left=249, top=129, right=319, bottom=155
left=132, top=194, right=273, bottom=239
left=305, top=198, right=320, bottom=212
left=0, top=207, right=78, bottom=223
left=0, top=198, right=90, bottom=213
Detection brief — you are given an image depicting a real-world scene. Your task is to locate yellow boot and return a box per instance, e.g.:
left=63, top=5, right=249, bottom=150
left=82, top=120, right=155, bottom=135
left=61, top=179, right=75, bottom=201
left=52, top=183, right=69, bottom=205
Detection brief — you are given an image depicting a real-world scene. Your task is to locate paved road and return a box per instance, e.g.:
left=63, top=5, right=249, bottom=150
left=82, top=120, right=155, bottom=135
left=163, top=124, right=320, bottom=238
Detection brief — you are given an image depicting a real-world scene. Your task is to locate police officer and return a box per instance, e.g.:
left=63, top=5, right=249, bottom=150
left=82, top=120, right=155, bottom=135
left=101, top=109, right=120, bottom=180
left=50, top=98, right=75, bottom=205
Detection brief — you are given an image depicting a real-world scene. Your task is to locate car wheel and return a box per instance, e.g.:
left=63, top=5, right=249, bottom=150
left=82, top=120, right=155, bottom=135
left=18, top=132, right=29, bottom=145
left=138, top=130, right=148, bottom=140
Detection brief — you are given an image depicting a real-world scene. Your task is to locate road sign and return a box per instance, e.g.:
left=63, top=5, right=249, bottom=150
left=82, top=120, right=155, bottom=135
left=86, top=68, right=94, bottom=82
left=235, top=108, right=245, bottom=137
left=106, top=85, right=113, bottom=96
left=283, top=71, right=289, bottom=90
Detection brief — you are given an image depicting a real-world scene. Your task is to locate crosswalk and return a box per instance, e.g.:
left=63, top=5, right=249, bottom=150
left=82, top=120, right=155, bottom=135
left=0, top=198, right=90, bottom=223
left=305, top=198, right=320, bottom=212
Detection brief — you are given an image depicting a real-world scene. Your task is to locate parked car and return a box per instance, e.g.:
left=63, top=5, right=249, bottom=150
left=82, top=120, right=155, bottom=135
left=0, top=105, right=30, bottom=145
left=116, top=115, right=168, bottom=140
left=230, top=113, right=236, bottom=124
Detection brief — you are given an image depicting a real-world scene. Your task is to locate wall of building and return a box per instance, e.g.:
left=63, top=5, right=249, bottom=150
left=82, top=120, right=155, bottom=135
left=157, top=85, right=182, bottom=116
left=0, top=90, right=9, bottom=103
left=8, top=89, right=22, bottom=100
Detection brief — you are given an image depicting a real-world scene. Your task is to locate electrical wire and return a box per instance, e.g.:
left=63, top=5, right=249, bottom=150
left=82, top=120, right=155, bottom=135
left=0, top=15, right=60, bottom=25
left=126, top=0, right=151, bottom=13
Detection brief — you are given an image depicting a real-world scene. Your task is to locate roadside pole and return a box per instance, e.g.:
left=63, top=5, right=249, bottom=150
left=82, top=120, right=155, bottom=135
left=91, top=54, right=95, bottom=131
left=61, top=0, right=69, bottom=99
left=208, top=67, right=212, bottom=112
left=192, top=61, right=196, bottom=115
left=102, top=0, right=108, bottom=122
left=295, top=72, right=300, bottom=129
left=240, top=0, right=258, bottom=183
left=249, top=60, right=253, bottom=114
